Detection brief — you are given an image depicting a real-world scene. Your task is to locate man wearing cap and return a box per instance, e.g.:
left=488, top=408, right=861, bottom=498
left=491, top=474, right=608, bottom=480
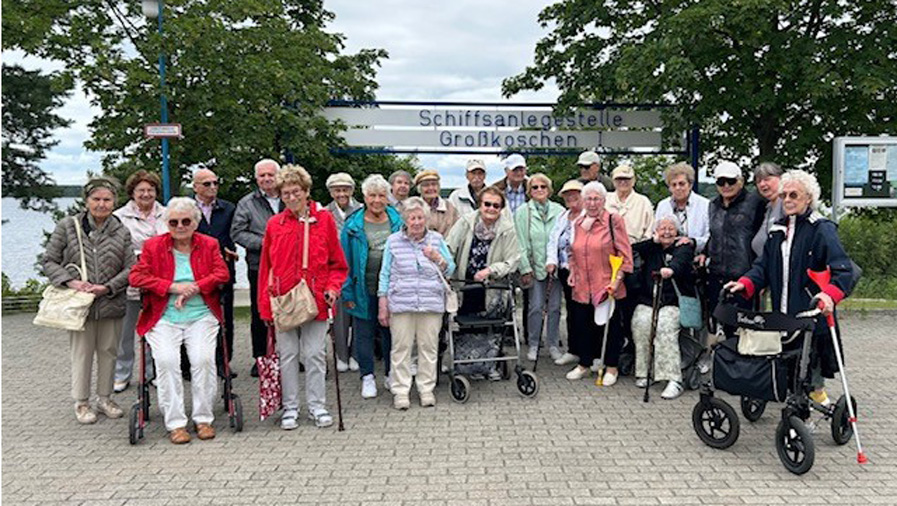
left=493, top=153, right=529, bottom=214
left=193, top=168, right=238, bottom=379
left=576, top=150, right=614, bottom=191
left=232, top=159, right=285, bottom=377
left=448, top=159, right=487, bottom=216
left=415, top=169, right=459, bottom=236
left=605, top=164, right=654, bottom=243
left=325, top=173, right=362, bottom=372
left=388, top=170, right=413, bottom=208
left=546, top=179, right=584, bottom=365
left=702, top=160, right=766, bottom=321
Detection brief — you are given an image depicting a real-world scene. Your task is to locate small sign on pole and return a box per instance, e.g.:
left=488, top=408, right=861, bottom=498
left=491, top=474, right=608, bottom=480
left=144, top=123, right=182, bottom=139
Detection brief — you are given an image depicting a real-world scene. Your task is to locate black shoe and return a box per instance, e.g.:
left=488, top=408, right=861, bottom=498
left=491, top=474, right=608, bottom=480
left=299, top=362, right=305, bottom=373
left=182, top=370, right=192, bottom=382
left=250, top=363, right=259, bottom=378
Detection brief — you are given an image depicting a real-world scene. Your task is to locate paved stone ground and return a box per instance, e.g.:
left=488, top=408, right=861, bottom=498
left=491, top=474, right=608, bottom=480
left=3, top=311, right=896, bottom=505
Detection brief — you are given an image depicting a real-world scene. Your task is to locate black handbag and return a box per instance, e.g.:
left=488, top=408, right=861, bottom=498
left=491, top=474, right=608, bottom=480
left=712, top=338, right=794, bottom=402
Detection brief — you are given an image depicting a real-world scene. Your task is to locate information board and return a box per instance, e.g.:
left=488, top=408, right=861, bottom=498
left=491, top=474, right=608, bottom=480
left=833, top=137, right=897, bottom=218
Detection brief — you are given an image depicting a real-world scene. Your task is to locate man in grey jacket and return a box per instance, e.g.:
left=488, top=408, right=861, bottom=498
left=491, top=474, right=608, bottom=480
left=231, top=159, right=283, bottom=377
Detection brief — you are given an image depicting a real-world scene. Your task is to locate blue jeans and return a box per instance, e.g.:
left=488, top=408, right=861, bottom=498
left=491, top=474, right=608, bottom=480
left=353, top=294, right=392, bottom=378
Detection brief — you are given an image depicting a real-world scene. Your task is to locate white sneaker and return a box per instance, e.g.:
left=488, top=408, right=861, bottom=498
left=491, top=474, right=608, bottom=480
left=590, top=359, right=602, bottom=372
left=526, top=347, right=538, bottom=361
left=348, top=358, right=360, bottom=371
left=383, top=373, right=392, bottom=391
left=601, top=371, right=618, bottom=386
left=113, top=380, right=129, bottom=393
left=548, top=346, right=562, bottom=362
left=566, top=365, right=589, bottom=380
left=336, top=359, right=349, bottom=373
left=281, top=410, right=299, bottom=430
left=554, top=352, right=579, bottom=366
left=361, top=374, right=377, bottom=399
left=661, top=381, right=684, bottom=399
left=635, top=377, right=648, bottom=388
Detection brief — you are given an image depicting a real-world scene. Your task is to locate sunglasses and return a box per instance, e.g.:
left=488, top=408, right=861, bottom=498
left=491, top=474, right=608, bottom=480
left=482, top=201, right=502, bottom=209
left=168, top=218, right=193, bottom=228
left=531, top=184, right=548, bottom=190
left=200, top=180, right=220, bottom=187
left=715, top=177, right=738, bottom=187
left=780, top=190, right=803, bottom=200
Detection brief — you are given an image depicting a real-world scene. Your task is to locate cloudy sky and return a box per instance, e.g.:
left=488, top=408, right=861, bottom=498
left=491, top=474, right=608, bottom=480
left=6, top=0, right=560, bottom=189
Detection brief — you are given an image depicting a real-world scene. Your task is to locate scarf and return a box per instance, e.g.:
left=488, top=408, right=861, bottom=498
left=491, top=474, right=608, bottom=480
left=474, top=217, right=497, bottom=241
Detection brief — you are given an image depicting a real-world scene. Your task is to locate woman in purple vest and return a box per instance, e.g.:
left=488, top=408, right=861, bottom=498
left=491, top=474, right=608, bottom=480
left=377, top=197, right=456, bottom=410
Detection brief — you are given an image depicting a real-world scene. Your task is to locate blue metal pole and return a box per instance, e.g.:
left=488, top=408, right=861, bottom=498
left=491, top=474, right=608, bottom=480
left=158, top=0, right=170, bottom=203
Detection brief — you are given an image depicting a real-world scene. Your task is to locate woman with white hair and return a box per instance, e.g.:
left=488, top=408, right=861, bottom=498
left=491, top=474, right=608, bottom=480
left=342, top=174, right=403, bottom=399
left=378, top=197, right=455, bottom=409
left=629, top=215, right=697, bottom=399
left=515, top=173, right=565, bottom=362
left=565, top=182, right=633, bottom=384
left=726, top=170, right=857, bottom=406
left=129, top=197, right=230, bottom=443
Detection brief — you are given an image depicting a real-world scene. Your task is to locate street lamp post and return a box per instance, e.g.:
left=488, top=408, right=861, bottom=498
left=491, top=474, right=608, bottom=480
left=143, top=0, right=171, bottom=203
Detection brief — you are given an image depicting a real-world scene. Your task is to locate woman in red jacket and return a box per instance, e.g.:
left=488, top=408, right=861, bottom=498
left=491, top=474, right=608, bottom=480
left=129, top=197, right=230, bottom=444
left=258, top=164, right=348, bottom=431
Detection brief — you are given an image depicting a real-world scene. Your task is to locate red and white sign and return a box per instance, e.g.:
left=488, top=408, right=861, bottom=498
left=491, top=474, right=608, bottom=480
left=144, top=123, right=182, bottom=138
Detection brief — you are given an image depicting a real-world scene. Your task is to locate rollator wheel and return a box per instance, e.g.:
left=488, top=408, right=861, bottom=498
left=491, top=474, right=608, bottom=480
left=142, top=392, right=151, bottom=423
left=740, top=397, right=767, bottom=422
left=450, top=375, right=471, bottom=404
left=516, top=370, right=539, bottom=398
left=692, top=397, right=740, bottom=449
left=232, top=394, right=244, bottom=433
left=776, top=416, right=815, bottom=475
left=831, top=395, right=857, bottom=445
left=128, top=403, right=140, bottom=445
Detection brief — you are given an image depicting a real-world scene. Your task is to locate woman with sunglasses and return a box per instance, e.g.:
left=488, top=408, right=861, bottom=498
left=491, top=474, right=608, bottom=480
left=700, top=161, right=765, bottom=326
left=129, top=198, right=230, bottom=444
left=514, top=173, right=565, bottom=362
left=725, top=170, right=857, bottom=406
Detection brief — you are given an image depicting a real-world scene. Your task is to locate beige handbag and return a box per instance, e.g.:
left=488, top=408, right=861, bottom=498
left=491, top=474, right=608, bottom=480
left=736, top=328, right=783, bottom=356
left=439, top=275, right=459, bottom=314
left=269, top=215, right=319, bottom=332
left=33, top=218, right=96, bottom=331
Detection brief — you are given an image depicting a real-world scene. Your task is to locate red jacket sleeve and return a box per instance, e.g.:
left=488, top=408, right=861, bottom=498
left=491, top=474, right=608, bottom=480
left=324, top=215, right=349, bottom=293
left=195, top=236, right=230, bottom=294
left=128, top=238, right=172, bottom=296
left=257, top=224, right=273, bottom=321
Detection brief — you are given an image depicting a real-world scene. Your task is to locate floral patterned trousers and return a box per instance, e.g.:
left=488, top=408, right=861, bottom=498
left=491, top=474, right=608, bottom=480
left=632, top=304, right=682, bottom=382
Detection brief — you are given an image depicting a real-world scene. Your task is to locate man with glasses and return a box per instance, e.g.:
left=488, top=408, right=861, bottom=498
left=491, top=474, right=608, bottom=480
left=192, top=168, right=238, bottom=379
left=232, top=159, right=285, bottom=377
left=701, top=161, right=765, bottom=325
left=449, top=159, right=488, bottom=216
left=575, top=150, right=614, bottom=191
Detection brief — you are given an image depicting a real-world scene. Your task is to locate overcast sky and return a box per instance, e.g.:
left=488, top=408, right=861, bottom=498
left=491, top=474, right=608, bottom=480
left=5, top=0, right=559, bottom=188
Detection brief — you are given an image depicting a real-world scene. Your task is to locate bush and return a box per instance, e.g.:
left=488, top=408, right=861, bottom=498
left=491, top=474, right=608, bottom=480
left=1, top=273, right=47, bottom=313
left=837, top=213, right=897, bottom=299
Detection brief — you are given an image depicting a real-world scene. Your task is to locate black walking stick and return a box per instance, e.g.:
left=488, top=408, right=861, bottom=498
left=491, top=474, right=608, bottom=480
left=644, top=272, right=663, bottom=403
left=532, top=273, right=554, bottom=374
left=327, top=306, right=345, bottom=431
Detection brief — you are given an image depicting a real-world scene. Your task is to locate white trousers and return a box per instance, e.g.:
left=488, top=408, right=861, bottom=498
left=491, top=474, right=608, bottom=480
left=146, top=315, right=218, bottom=431
left=389, top=312, right=441, bottom=397
left=277, top=320, right=328, bottom=414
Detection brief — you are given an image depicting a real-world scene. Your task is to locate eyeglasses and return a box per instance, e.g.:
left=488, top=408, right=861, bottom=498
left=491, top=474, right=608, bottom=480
left=168, top=218, right=193, bottom=228
left=281, top=189, right=306, bottom=199
left=200, top=180, right=220, bottom=187
left=531, top=184, right=548, bottom=190
left=781, top=190, right=803, bottom=200
left=482, top=201, right=502, bottom=209
left=715, top=177, right=738, bottom=187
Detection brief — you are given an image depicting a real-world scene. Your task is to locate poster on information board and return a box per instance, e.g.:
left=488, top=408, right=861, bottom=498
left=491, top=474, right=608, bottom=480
left=833, top=136, right=897, bottom=219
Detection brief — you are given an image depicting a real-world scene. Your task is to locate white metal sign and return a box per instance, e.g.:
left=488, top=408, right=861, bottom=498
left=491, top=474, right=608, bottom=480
left=144, top=123, right=182, bottom=138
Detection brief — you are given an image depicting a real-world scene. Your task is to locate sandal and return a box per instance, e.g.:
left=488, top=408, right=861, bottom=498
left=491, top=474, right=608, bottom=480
left=307, top=409, right=333, bottom=428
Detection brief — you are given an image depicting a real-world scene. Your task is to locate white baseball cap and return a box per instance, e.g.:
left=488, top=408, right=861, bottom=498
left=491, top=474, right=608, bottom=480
left=503, top=153, right=526, bottom=171
left=713, top=161, right=742, bottom=180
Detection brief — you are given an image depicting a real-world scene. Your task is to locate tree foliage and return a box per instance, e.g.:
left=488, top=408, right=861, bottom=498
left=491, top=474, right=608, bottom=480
left=1, top=64, right=72, bottom=212
left=3, top=0, right=397, bottom=204
left=503, top=0, right=897, bottom=196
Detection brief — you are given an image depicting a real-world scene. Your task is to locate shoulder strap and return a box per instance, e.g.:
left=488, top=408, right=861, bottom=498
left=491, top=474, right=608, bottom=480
left=72, top=217, right=88, bottom=282
left=302, top=213, right=310, bottom=272
left=607, top=212, right=618, bottom=256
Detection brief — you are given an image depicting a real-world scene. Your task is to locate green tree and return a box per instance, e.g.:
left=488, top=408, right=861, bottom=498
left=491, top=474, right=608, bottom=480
left=503, top=0, right=897, bottom=196
left=1, top=64, right=72, bottom=212
left=4, top=0, right=390, bottom=204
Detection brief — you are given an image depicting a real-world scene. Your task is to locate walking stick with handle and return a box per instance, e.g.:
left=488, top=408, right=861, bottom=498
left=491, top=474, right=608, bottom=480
left=596, top=254, right=625, bottom=386
left=327, top=306, right=345, bottom=431
left=808, top=267, right=866, bottom=464
left=533, top=273, right=554, bottom=374
left=643, top=272, right=663, bottom=402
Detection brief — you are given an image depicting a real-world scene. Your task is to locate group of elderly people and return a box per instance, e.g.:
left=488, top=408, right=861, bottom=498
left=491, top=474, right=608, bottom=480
left=41, top=149, right=853, bottom=443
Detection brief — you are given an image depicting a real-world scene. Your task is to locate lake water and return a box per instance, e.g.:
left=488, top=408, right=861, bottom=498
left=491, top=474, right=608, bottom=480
left=1, top=197, right=249, bottom=289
